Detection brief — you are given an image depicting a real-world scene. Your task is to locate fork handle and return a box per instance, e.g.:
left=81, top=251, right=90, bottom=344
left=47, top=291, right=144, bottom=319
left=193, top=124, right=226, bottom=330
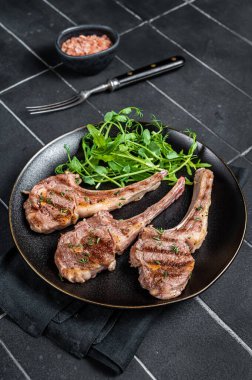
left=108, top=56, right=185, bottom=90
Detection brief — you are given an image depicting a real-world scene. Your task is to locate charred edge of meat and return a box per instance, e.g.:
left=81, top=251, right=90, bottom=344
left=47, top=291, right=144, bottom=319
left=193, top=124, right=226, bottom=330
left=130, top=168, right=214, bottom=300
left=24, top=171, right=168, bottom=234
left=54, top=177, right=186, bottom=283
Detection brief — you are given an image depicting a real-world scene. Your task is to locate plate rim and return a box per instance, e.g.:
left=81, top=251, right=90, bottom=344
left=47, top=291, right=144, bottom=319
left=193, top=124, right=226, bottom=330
left=9, top=124, right=247, bottom=309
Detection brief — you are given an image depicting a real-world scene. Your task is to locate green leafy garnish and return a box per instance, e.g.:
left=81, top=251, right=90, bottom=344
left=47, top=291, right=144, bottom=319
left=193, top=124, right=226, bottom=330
left=163, top=271, right=168, bottom=278
left=68, top=243, right=83, bottom=251
left=170, top=244, right=179, bottom=254
left=39, top=195, right=53, bottom=205
left=55, top=107, right=211, bottom=188
left=87, top=237, right=94, bottom=246
left=58, top=273, right=64, bottom=282
left=78, top=257, right=89, bottom=264
left=196, top=205, right=203, bottom=211
left=60, top=208, right=68, bottom=214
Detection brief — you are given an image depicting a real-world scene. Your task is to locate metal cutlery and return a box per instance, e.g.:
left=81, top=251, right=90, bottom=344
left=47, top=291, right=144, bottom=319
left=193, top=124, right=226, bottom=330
left=26, top=56, right=185, bottom=115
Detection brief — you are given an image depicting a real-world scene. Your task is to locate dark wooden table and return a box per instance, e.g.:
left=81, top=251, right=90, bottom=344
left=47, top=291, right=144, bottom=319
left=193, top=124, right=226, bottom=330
left=0, top=1, right=252, bottom=379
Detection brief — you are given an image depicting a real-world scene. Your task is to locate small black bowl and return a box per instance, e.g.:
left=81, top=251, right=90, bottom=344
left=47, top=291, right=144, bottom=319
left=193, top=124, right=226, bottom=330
left=55, top=24, right=120, bottom=75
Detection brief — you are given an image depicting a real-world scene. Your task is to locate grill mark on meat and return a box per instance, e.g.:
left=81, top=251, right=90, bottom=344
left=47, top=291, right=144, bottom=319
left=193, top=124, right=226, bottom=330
left=139, top=246, right=192, bottom=260
left=24, top=171, right=167, bottom=234
left=130, top=168, right=214, bottom=300
left=55, top=219, right=116, bottom=283
left=55, top=177, right=186, bottom=283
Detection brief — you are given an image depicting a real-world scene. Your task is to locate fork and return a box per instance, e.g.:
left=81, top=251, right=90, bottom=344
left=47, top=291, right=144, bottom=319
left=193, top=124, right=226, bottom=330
left=26, top=56, right=185, bottom=115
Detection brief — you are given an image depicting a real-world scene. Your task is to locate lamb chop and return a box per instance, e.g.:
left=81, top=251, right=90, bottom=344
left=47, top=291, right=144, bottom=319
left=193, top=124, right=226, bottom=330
left=55, top=177, right=185, bottom=283
left=130, top=168, right=214, bottom=300
left=24, top=170, right=167, bottom=234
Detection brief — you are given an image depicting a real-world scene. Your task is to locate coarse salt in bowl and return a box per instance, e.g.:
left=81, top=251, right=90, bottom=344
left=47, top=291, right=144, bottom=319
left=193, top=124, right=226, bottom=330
left=61, top=34, right=113, bottom=56
left=56, top=24, right=120, bottom=75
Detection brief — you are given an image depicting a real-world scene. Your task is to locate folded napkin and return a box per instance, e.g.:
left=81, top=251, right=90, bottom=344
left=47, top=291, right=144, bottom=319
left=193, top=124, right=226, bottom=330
left=0, top=247, right=161, bottom=374
left=0, top=165, right=247, bottom=374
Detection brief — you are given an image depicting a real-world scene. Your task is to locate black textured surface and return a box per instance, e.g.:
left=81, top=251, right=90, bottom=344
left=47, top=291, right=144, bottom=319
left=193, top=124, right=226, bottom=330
left=10, top=126, right=246, bottom=307
left=154, top=5, right=252, bottom=96
left=1, top=70, right=101, bottom=143
left=229, top=157, right=252, bottom=243
left=201, top=242, right=252, bottom=347
left=0, top=344, right=25, bottom=380
left=49, top=0, right=139, bottom=33
left=119, top=0, right=181, bottom=20
left=0, top=0, right=252, bottom=379
left=0, top=104, right=41, bottom=203
left=118, top=24, right=252, bottom=152
left=194, top=0, right=252, bottom=41
left=0, top=0, right=72, bottom=65
left=0, top=316, right=151, bottom=380
left=0, top=25, right=44, bottom=91
left=137, top=299, right=252, bottom=380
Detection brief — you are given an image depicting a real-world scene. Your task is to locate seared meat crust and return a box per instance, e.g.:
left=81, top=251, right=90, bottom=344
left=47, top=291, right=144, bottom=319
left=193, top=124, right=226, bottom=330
left=24, top=171, right=167, bottom=234
left=55, top=177, right=186, bottom=283
left=130, top=168, right=214, bottom=300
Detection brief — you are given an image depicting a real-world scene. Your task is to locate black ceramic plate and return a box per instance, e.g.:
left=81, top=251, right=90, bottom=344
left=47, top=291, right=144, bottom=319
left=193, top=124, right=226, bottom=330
left=9, top=125, right=246, bottom=308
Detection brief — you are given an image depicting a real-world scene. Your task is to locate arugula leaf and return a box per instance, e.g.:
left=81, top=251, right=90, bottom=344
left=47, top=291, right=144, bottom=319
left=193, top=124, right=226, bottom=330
left=95, top=166, right=108, bottom=175
left=87, top=124, right=105, bottom=147
left=123, top=165, right=131, bottom=173
left=67, top=156, right=83, bottom=173
left=83, top=176, right=95, bottom=185
left=148, top=141, right=160, bottom=156
left=55, top=107, right=211, bottom=188
left=166, top=152, right=179, bottom=159
left=142, top=129, right=151, bottom=145
left=120, top=107, right=132, bottom=115
left=104, top=111, right=116, bottom=122
left=115, top=115, right=128, bottom=122
left=108, top=161, right=122, bottom=171
left=118, top=144, right=128, bottom=152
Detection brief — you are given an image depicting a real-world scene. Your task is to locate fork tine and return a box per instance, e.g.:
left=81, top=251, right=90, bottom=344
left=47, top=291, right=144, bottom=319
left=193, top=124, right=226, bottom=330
left=26, top=94, right=80, bottom=111
left=27, top=95, right=82, bottom=113
left=29, top=97, right=84, bottom=114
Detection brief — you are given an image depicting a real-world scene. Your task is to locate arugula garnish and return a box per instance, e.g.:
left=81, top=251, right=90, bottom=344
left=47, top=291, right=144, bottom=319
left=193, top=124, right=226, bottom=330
left=55, top=107, right=211, bottom=188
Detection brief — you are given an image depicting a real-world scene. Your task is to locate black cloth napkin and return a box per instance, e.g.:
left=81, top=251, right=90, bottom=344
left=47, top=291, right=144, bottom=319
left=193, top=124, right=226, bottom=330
left=0, top=247, right=162, bottom=374
left=0, top=165, right=247, bottom=374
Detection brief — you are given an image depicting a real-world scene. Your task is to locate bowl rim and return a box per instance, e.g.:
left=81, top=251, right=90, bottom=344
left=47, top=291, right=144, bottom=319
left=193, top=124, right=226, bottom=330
left=55, top=24, right=120, bottom=60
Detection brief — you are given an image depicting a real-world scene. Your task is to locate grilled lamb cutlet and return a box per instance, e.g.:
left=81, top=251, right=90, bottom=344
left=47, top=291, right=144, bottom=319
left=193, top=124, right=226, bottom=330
left=130, top=168, right=214, bottom=300
left=55, top=177, right=185, bottom=283
left=24, top=170, right=167, bottom=234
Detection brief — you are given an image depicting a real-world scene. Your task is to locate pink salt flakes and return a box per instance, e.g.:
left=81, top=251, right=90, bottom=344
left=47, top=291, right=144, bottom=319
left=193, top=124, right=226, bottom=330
left=61, top=34, right=112, bottom=56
